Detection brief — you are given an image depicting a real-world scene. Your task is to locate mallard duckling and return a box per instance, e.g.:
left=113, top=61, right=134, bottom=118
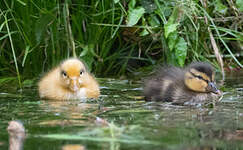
left=144, top=62, right=221, bottom=105
left=38, top=58, right=100, bottom=100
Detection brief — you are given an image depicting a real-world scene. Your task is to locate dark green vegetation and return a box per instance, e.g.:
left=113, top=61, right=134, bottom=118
left=0, top=73, right=243, bottom=150
left=0, top=0, right=242, bottom=86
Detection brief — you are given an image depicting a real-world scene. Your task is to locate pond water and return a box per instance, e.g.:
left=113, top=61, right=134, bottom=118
left=0, top=72, right=243, bottom=150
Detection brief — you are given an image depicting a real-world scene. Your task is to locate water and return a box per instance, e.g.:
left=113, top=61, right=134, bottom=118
left=0, top=73, right=243, bottom=150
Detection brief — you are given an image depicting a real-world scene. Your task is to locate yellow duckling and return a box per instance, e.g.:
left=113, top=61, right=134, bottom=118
left=144, top=62, right=221, bottom=105
left=38, top=58, right=100, bottom=100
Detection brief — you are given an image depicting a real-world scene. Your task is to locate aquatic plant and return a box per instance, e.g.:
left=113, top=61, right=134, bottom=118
left=0, top=0, right=242, bottom=86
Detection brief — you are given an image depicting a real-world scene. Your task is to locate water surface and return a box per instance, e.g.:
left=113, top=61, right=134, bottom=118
left=0, top=73, right=243, bottom=150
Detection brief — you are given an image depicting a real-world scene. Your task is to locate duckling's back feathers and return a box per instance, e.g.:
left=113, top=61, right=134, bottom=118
left=144, top=66, right=185, bottom=102
left=155, top=66, right=184, bottom=81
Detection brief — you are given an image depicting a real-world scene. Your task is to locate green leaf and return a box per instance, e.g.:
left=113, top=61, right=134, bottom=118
left=148, top=15, right=160, bottom=27
left=22, top=79, right=34, bottom=87
left=167, top=6, right=180, bottom=24
left=16, top=0, right=26, bottom=6
left=35, top=14, right=55, bottom=44
left=236, top=0, right=243, bottom=12
left=127, top=7, right=145, bottom=26
left=175, top=37, right=187, bottom=67
left=0, top=31, right=17, bottom=41
left=141, top=0, right=157, bottom=13
left=22, top=45, right=30, bottom=67
left=79, top=45, right=89, bottom=57
left=215, top=0, right=228, bottom=15
left=166, top=51, right=177, bottom=66
left=164, top=23, right=178, bottom=38
left=114, top=0, right=119, bottom=4
left=128, top=0, right=136, bottom=9
left=164, top=6, right=181, bottom=38
left=139, top=29, right=149, bottom=36
left=79, top=44, right=95, bottom=70
left=168, top=32, right=178, bottom=51
left=0, top=77, right=16, bottom=84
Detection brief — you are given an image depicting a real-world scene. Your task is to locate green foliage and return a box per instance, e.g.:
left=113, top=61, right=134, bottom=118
left=127, top=0, right=145, bottom=26
left=175, top=37, right=187, bottom=67
left=214, top=0, right=228, bottom=15
left=0, top=0, right=242, bottom=85
left=163, top=5, right=187, bottom=66
left=122, top=0, right=242, bottom=68
left=236, top=0, right=243, bottom=12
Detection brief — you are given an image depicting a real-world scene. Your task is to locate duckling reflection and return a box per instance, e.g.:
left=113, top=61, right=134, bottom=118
left=39, top=100, right=101, bottom=126
left=7, top=121, right=25, bottom=150
left=144, top=62, right=222, bottom=105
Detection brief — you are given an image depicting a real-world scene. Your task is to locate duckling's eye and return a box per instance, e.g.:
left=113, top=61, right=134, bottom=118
left=80, top=69, right=85, bottom=76
left=197, top=75, right=203, bottom=80
left=61, top=71, right=67, bottom=77
left=197, top=75, right=209, bottom=83
left=190, top=71, right=208, bottom=82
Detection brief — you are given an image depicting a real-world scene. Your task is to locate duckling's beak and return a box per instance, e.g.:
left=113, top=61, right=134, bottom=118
left=207, top=82, right=221, bottom=95
left=70, top=78, right=79, bottom=92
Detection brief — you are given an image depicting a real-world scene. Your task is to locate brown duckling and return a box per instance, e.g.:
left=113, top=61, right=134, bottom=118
left=38, top=58, right=100, bottom=100
left=144, top=62, right=221, bottom=105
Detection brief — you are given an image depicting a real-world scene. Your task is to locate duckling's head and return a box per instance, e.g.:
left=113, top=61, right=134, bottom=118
left=184, top=62, right=221, bottom=94
left=59, top=58, right=87, bottom=92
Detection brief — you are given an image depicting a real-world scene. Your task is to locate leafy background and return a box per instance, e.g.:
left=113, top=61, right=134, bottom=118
left=0, top=0, right=242, bottom=86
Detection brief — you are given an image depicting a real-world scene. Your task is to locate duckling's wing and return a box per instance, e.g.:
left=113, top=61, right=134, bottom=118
left=169, top=86, right=196, bottom=105
left=155, top=66, right=184, bottom=81
left=144, top=66, right=185, bottom=102
left=144, top=78, right=164, bottom=101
